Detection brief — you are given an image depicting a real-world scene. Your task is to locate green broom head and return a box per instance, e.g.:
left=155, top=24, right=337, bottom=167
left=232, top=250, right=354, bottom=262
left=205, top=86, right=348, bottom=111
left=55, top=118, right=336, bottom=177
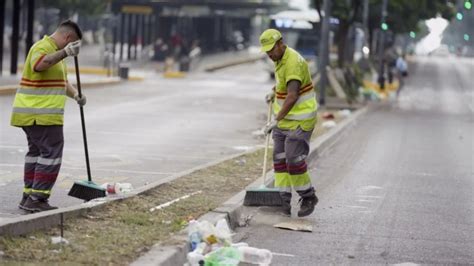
left=243, top=186, right=283, bottom=206
left=68, top=180, right=106, bottom=201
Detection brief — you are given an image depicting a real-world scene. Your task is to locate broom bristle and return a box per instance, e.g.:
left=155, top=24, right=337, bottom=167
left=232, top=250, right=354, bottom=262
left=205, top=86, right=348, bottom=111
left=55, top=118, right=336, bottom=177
left=68, top=180, right=106, bottom=201
left=243, top=187, right=283, bottom=206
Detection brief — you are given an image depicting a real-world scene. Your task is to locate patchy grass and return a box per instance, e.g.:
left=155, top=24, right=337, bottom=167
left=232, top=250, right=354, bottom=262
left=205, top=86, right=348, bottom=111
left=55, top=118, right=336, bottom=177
left=0, top=110, right=347, bottom=265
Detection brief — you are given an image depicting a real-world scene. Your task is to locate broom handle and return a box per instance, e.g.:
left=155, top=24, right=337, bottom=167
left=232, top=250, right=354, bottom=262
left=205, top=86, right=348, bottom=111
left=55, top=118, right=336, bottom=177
left=261, top=102, right=273, bottom=184
left=74, top=56, right=92, bottom=182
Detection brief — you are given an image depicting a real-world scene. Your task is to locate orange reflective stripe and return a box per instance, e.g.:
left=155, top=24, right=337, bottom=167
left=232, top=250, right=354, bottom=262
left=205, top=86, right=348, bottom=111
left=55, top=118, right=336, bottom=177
left=21, top=78, right=65, bottom=83
left=20, top=82, right=66, bottom=88
left=276, top=83, right=313, bottom=99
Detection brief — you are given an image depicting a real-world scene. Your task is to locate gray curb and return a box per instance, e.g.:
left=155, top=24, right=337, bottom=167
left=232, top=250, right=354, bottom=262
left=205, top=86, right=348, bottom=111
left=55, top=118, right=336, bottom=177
left=0, top=149, right=258, bottom=236
left=204, top=55, right=265, bottom=72
left=132, top=104, right=372, bottom=266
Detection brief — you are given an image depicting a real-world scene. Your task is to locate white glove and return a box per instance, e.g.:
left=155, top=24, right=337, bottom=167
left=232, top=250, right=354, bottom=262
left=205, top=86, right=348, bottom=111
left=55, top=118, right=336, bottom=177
left=265, top=91, right=275, bottom=103
left=64, top=41, right=81, bottom=57
left=74, top=93, right=87, bottom=106
left=263, top=120, right=278, bottom=135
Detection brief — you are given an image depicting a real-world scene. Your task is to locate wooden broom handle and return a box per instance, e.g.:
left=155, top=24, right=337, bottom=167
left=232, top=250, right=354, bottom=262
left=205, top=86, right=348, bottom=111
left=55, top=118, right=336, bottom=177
left=261, top=102, right=273, bottom=183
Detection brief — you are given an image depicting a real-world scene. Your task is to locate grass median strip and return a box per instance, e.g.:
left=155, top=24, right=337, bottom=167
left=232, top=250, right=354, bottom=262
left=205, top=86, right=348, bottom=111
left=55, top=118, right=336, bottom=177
left=0, top=111, right=346, bottom=265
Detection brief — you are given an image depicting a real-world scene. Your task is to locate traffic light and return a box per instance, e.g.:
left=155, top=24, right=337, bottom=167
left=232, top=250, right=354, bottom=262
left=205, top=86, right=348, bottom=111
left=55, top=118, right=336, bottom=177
left=464, top=34, right=470, bottom=41
left=465, top=1, right=472, bottom=10
left=381, top=22, right=388, bottom=31
left=409, top=31, right=416, bottom=38
left=456, top=12, right=464, bottom=20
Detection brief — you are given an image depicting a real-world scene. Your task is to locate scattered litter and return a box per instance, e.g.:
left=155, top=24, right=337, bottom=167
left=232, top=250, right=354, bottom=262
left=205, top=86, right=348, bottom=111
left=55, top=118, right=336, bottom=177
left=149, top=191, right=202, bottom=212
left=322, top=112, right=335, bottom=120
left=161, top=220, right=172, bottom=225
left=272, top=251, right=295, bottom=257
left=29, top=236, right=36, bottom=240
left=274, top=219, right=313, bottom=232
left=51, top=236, right=69, bottom=245
left=0, top=250, right=4, bottom=257
left=234, top=158, right=246, bottom=166
left=186, top=219, right=273, bottom=266
left=322, top=121, right=337, bottom=129
left=338, top=109, right=352, bottom=117
left=101, top=182, right=134, bottom=194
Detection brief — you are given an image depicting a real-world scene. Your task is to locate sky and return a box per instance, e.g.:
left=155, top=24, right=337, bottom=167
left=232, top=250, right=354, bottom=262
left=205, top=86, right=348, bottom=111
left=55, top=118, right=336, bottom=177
left=289, top=0, right=310, bottom=10
left=416, top=17, right=449, bottom=54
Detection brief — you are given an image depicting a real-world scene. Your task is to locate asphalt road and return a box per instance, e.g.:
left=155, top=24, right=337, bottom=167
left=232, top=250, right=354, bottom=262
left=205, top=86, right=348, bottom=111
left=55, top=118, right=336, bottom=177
left=0, top=60, right=273, bottom=218
left=235, top=56, right=473, bottom=265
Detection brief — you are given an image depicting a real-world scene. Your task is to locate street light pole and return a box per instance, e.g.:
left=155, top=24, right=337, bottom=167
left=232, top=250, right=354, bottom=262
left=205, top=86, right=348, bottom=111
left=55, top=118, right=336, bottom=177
left=318, top=0, right=332, bottom=107
left=377, top=0, right=389, bottom=90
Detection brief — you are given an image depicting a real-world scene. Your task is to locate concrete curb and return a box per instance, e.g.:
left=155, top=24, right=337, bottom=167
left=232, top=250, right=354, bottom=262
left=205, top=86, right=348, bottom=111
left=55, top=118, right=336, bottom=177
left=0, top=149, right=259, bottom=236
left=132, top=104, right=372, bottom=265
left=204, top=54, right=265, bottom=72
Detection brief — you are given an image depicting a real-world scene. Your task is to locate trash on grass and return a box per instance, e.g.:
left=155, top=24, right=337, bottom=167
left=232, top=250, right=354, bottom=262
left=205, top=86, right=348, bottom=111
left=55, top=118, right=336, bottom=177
left=338, top=109, right=352, bottom=117
left=51, top=236, right=69, bottom=245
left=322, top=121, right=337, bottom=129
left=322, top=112, right=335, bottom=120
left=186, top=219, right=273, bottom=266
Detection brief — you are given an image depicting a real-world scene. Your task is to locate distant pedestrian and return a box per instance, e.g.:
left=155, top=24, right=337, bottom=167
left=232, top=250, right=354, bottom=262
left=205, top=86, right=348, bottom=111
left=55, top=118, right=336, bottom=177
left=10, top=20, right=86, bottom=212
left=396, top=54, right=408, bottom=98
left=260, top=29, right=319, bottom=217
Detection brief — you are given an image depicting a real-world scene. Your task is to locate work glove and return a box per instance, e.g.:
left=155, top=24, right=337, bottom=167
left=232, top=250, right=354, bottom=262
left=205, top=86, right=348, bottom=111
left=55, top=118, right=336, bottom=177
left=74, top=93, right=87, bottom=106
left=64, top=41, right=81, bottom=57
left=265, top=91, right=275, bottom=103
left=263, top=120, right=278, bottom=135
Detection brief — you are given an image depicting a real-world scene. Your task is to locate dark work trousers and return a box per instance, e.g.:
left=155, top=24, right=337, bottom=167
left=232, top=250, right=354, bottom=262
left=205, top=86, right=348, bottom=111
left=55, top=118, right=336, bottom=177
left=22, top=125, right=64, bottom=200
left=272, top=127, right=315, bottom=205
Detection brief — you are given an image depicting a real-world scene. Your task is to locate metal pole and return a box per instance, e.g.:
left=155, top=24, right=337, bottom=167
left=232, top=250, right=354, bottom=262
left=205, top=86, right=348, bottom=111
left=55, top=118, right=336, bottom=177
left=318, top=0, right=332, bottom=106
left=25, top=0, right=35, bottom=57
left=0, top=0, right=5, bottom=75
left=127, top=14, right=132, bottom=60
left=377, top=0, right=389, bottom=90
left=133, top=14, right=138, bottom=60
left=11, top=0, right=21, bottom=75
left=120, top=13, right=125, bottom=61
left=362, top=0, right=369, bottom=49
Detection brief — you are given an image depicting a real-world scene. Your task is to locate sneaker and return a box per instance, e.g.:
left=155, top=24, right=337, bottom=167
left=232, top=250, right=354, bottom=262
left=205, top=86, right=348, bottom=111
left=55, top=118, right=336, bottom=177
left=22, top=197, right=58, bottom=212
left=18, top=195, right=29, bottom=210
left=297, top=194, right=318, bottom=217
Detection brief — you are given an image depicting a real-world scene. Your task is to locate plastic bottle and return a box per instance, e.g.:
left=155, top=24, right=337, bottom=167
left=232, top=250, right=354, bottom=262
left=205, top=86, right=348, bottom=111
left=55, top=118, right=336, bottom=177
left=238, top=246, right=272, bottom=265
left=187, top=251, right=205, bottom=266
left=188, top=220, right=202, bottom=251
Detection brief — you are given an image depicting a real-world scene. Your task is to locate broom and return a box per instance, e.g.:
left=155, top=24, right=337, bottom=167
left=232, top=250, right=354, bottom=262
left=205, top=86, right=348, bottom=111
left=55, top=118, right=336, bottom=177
left=68, top=56, right=106, bottom=201
left=243, top=101, right=283, bottom=206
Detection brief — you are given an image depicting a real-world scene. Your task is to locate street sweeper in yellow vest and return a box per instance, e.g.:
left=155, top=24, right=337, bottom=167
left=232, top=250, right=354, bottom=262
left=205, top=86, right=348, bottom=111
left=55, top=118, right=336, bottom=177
left=10, top=20, right=85, bottom=213
left=260, top=28, right=318, bottom=217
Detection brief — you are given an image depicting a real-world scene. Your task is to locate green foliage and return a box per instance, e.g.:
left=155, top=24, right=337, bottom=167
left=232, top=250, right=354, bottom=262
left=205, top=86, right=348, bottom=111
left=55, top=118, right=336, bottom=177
left=41, top=0, right=108, bottom=17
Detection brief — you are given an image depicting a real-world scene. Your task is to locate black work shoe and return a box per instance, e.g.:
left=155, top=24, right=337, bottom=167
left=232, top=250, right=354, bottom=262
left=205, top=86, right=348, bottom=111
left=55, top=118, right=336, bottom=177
left=22, top=197, right=58, bottom=212
left=297, top=194, right=318, bottom=217
left=281, top=202, right=291, bottom=217
left=18, top=195, right=29, bottom=210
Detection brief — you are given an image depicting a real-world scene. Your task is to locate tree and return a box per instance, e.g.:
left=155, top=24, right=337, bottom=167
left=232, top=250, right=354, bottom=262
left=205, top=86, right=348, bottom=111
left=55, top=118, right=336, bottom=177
left=312, top=0, right=456, bottom=66
left=41, top=0, right=108, bottom=20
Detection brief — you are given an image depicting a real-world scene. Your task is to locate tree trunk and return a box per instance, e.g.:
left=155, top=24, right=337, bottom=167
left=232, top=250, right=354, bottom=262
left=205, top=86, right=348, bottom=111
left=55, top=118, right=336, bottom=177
left=337, top=21, right=350, bottom=67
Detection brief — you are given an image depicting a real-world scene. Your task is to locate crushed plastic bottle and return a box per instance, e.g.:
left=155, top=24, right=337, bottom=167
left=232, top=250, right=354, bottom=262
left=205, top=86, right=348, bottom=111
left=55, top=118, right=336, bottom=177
left=204, top=247, right=240, bottom=266
left=238, top=246, right=272, bottom=266
left=187, top=251, right=205, bottom=266
left=188, top=220, right=202, bottom=251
